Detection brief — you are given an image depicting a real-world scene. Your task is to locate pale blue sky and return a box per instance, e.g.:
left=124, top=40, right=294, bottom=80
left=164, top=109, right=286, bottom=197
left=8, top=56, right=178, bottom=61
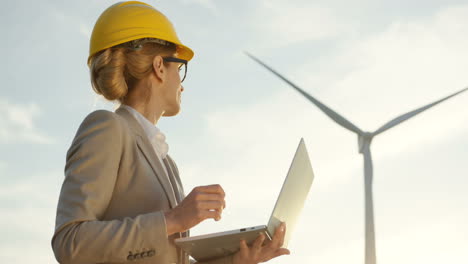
left=1, top=0, right=467, bottom=263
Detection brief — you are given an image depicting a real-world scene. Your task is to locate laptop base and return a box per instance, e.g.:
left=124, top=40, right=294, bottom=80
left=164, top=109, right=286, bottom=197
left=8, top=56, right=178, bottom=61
left=175, top=225, right=271, bottom=262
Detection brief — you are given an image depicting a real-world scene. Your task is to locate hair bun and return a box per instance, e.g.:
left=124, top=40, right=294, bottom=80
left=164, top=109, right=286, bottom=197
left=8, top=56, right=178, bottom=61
left=90, top=48, right=129, bottom=102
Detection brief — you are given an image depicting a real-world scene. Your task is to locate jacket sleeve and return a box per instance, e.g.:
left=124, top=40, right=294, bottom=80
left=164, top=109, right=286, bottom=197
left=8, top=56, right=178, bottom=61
left=51, top=110, right=169, bottom=263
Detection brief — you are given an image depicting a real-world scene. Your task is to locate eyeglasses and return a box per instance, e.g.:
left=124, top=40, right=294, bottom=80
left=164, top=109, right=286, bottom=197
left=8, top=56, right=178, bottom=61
left=163, top=57, right=188, bottom=83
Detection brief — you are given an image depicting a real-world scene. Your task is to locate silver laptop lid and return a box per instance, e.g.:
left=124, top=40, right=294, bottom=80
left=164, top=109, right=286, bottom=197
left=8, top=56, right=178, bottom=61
left=267, top=138, right=314, bottom=248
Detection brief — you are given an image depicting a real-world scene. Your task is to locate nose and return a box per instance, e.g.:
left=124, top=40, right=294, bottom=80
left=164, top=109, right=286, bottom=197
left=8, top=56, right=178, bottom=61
left=180, top=85, right=184, bottom=92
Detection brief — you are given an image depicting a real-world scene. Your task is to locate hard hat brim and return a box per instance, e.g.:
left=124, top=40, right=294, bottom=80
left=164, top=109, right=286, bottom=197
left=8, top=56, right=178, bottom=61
left=177, top=43, right=194, bottom=62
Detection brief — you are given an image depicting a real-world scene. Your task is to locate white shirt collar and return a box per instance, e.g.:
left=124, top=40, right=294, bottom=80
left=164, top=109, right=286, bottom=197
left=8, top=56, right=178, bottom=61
left=120, top=104, right=169, bottom=159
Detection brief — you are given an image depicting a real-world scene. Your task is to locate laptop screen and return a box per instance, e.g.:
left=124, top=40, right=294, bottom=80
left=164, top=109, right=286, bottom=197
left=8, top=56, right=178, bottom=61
left=266, top=138, right=315, bottom=248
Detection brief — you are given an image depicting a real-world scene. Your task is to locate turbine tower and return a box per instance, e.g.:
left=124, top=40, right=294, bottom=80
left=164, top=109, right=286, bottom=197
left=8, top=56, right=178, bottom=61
left=245, top=52, right=468, bottom=264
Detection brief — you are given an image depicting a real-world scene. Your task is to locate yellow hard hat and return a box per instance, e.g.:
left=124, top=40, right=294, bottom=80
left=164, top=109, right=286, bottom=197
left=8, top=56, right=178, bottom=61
left=88, top=1, right=194, bottom=65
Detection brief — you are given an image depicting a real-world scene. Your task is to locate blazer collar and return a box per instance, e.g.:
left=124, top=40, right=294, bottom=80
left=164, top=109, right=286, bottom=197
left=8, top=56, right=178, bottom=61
left=115, top=106, right=178, bottom=208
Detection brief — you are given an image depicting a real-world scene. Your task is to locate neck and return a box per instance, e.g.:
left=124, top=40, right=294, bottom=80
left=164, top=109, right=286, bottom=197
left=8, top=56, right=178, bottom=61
left=122, top=80, right=165, bottom=125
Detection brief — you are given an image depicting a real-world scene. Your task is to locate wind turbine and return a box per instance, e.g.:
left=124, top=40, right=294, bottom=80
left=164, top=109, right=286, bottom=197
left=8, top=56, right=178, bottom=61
left=245, top=51, right=468, bottom=264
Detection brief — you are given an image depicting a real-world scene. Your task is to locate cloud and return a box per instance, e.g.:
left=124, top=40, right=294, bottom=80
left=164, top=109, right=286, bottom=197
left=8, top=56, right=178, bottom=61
left=0, top=98, right=55, bottom=144
left=249, top=0, right=354, bottom=49
left=181, top=0, right=219, bottom=16
left=79, top=22, right=92, bottom=40
left=0, top=160, right=6, bottom=172
left=48, top=3, right=92, bottom=41
left=0, top=168, right=62, bottom=263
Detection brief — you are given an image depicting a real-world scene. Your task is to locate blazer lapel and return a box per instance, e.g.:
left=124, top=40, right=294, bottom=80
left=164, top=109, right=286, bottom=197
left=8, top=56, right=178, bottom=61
left=163, top=157, right=184, bottom=203
left=115, top=106, right=178, bottom=208
left=165, top=154, right=186, bottom=197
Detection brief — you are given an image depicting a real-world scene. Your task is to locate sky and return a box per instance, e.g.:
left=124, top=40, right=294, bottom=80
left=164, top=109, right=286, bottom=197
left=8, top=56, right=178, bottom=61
left=1, top=0, right=468, bottom=263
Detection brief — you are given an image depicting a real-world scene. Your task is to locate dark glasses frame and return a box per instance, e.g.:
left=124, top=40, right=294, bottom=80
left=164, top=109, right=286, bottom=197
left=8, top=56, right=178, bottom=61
left=163, top=57, right=188, bottom=83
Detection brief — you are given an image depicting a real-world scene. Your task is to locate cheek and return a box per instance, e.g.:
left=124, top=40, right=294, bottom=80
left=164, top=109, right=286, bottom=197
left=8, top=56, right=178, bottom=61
left=166, top=78, right=180, bottom=102
left=172, top=71, right=181, bottom=93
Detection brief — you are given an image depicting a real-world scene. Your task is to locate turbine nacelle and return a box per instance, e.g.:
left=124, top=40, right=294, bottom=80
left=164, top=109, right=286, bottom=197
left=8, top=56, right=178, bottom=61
left=358, top=132, right=374, bottom=154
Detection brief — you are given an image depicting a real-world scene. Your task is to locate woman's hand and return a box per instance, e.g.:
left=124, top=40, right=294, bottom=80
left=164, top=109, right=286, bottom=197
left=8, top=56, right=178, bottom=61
left=164, top=184, right=226, bottom=235
left=232, top=222, right=290, bottom=264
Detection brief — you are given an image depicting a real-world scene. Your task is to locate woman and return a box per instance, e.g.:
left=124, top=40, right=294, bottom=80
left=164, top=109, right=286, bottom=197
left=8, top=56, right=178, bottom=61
left=51, top=1, right=290, bottom=264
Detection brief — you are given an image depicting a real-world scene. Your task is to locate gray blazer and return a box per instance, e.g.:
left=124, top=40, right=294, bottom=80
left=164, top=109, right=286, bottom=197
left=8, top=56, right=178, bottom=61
left=51, top=107, right=233, bottom=264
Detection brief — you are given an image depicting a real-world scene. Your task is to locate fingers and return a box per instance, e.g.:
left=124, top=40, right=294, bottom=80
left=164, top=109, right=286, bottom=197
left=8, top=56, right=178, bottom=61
left=272, top=222, right=286, bottom=248
left=253, top=233, right=265, bottom=252
left=196, top=201, right=224, bottom=221
left=196, top=200, right=224, bottom=211
left=174, top=185, right=227, bottom=231
left=180, top=185, right=228, bottom=225
left=237, top=234, right=265, bottom=261
left=191, top=185, right=226, bottom=209
left=235, top=233, right=290, bottom=264
left=195, top=193, right=226, bottom=209
left=239, top=239, right=249, bottom=258
left=194, top=184, right=226, bottom=196
left=196, top=208, right=222, bottom=221
left=279, top=222, right=286, bottom=247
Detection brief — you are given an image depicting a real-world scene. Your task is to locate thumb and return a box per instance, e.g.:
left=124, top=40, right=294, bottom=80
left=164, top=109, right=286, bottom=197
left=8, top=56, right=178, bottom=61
left=273, top=248, right=290, bottom=258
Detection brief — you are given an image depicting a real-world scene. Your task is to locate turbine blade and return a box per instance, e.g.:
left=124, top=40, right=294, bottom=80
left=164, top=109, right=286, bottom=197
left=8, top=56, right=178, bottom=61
left=374, top=87, right=468, bottom=136
left=245, top=51, right=363, bottom=135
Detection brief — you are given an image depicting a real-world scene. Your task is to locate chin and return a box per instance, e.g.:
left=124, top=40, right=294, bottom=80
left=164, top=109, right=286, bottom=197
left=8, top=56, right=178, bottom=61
left=163, top=105, right=181, bottom=117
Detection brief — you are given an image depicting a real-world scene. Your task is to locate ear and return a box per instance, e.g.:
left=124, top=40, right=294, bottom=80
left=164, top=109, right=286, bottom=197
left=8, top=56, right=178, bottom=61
left=152, top=55, right=165, bottom=83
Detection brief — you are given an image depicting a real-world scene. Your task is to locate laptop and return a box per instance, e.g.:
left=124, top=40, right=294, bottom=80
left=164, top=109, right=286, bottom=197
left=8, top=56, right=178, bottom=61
left=175, top=138, right=315, bottom=262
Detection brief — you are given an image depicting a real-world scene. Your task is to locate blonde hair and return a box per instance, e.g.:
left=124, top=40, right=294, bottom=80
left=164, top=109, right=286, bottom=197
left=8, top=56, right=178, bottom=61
left=88, top=38, right=177, bottom=104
